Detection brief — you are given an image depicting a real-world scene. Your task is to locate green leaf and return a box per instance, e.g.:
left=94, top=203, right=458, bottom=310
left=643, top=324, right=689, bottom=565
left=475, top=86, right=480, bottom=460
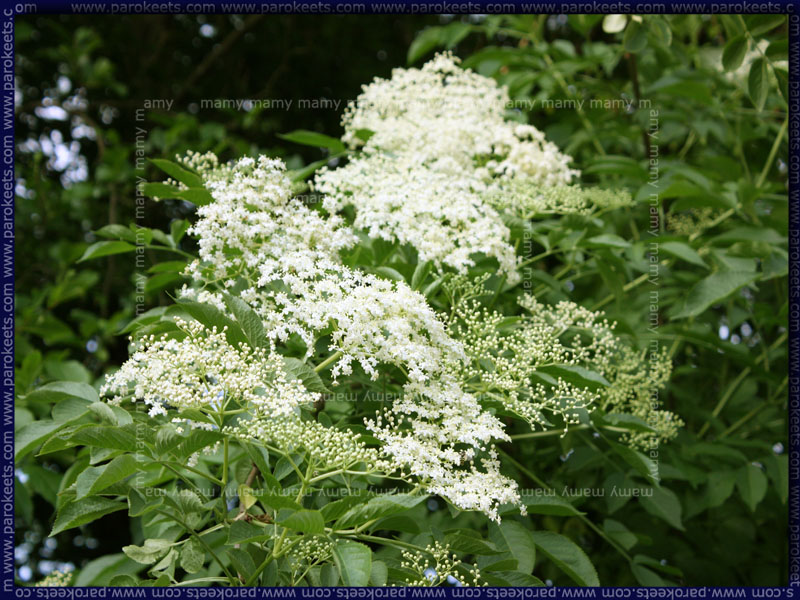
left=746, top=14, right=785, bottom=36
left=370, top=560, right=388, bottom=586
left=123, top=539, right=174, bottom=565
left=521, top=494, right=585, bottom=517
left=534, top=530, right=600, bottom=586
left=15, top=420, right=62, bottom=460
left=95, top=224, right=137, bottom=243
left=227, top=520, right=272, bottom=545
left=227, top=548, right=256, bottom=579
left=659, top=241, right=707, bottom=268
left=748, top=57, right=768, bottom=111
left=407, top=26, right=443, bottom=64
left=74, top=554, right=141, bottom=586
left=640, top=486, right=684, bottom=530
left=623, top=20, right=648, bottom=53
left=490, top=521, right=536, bottom=573
left=722, top=35, right=749, bottom=71
left=336, top=494, right=427, bottom=529
left=411, top=260, right=432, bottom=290
left=482, top=571, right=545, bottom=586
left=149, top=158, right=203, bottom=188
left=332, top=540, right=372, bottom=587
left=51, top=497, right=127, bottom=535
left=283, top=357, right=331, bottom=394
left=736, top=464, right=768, bottom=512
left=277, top=130, right=345, bottom=153
left=180, top=537, right=205, bottom=574
left=672, top=271, right=758, bottom=319
left=225, top=294, right=267, bottom=349
left=765, top=455, right=788, bottom=504
left=278, top=509, right=325, bottom=534
left=76, top=454, right=139, bottom=499
left=608, top=440, right=659, bottom=485
left=444, top=531, right=502, bottom=556
left=586, top=234, right=631, bottom=249
left=603, top=519, right=638, bottom=551
left=169, top=300, right=248, bottom=348
left=78, top=241, right=136, bottom=262
left=536, top=365, right=610, bottom=391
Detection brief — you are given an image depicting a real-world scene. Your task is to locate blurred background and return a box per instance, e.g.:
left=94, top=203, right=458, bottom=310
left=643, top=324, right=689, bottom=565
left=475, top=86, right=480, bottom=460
left=15, top=14, right=789, bottom=585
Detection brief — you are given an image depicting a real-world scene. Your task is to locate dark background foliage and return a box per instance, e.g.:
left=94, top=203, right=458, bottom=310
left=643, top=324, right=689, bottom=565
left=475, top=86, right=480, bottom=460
left=15, top=13, right=789, bottom=586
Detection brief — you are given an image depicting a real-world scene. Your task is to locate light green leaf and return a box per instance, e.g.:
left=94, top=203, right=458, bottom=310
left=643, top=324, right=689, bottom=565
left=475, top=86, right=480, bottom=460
left=370, top=560, right=388, bottom=586
left=180, top=537, right=205, bottom=574
left=283, top=357, right=331, bottom=394
left=76, top=454, right=139, bottom=499
left=332, top=540, right=372, bottom=587
left=602, top=14, right=627, bottom=33
left=123, top=539, right=174, bottom=565
left=225, top=294, right=267, bottom=349
left=278, top=509, right=325, bottom=534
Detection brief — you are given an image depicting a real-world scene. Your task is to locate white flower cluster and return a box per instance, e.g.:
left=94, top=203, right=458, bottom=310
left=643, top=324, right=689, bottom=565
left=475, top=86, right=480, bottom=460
left=314, top=53, right=587, bottom=283
left=102, top=319, right=316, bottom=420
left=173, top=153, right=519, bottom=520
left=34, top=569, right=73, bottom=587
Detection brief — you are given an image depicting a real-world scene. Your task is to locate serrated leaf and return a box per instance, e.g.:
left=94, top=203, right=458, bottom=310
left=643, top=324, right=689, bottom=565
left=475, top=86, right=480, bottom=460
left=283, top=357, right=330, bottom=394
left=227, top=520, right=272, bottom=545
left=672, top=270, right=759, bottom=319
left=336, top=494, right=426, bottom=529
left=123, top=539, right=173, bottom=565
left=75, top=454, right=139, bottom=499
left=51, top=497, right=126, bottom=535
left=490, top=520, right=536, bottom=574
left=180, top=537, right=205, bottom=574
left=332, top=541, right=372, bottom=586
left=659, top=241, right=707, bottom=268
left=534, top=531, right=600, bottom=586
left=279, top=509, right=325, bottom=533
left=224, top=295, right=267, bottom=349
left=640, top=487, right=684, bottom=530
left=536, top=365, right=610, bottom=391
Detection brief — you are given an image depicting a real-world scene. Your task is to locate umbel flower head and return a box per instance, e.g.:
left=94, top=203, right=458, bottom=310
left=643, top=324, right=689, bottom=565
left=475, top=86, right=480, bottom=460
left=315, top=53, right=631, bottom=284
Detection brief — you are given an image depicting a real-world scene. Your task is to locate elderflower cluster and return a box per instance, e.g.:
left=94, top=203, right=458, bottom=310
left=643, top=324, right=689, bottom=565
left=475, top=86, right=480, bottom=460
left=102, top=319, right=315, bottom=420
left=175, top=153, right=520, bottom=520
left=314, top=53, right=587, bottom=284
left=400, top=541, right=482, bottom=587
left=448, top=277, right=680, bottom=447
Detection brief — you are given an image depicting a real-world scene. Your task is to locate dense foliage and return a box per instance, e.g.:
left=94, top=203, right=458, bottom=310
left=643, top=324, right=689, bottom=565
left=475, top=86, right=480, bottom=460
left=15, top=14, right=789, bottom=587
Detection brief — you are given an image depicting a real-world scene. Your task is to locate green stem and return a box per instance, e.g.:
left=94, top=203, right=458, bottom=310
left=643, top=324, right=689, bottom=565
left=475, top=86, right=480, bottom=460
left=315, top=351, right=343, bottom=373
left=756, top=117, right=788, bottom=189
